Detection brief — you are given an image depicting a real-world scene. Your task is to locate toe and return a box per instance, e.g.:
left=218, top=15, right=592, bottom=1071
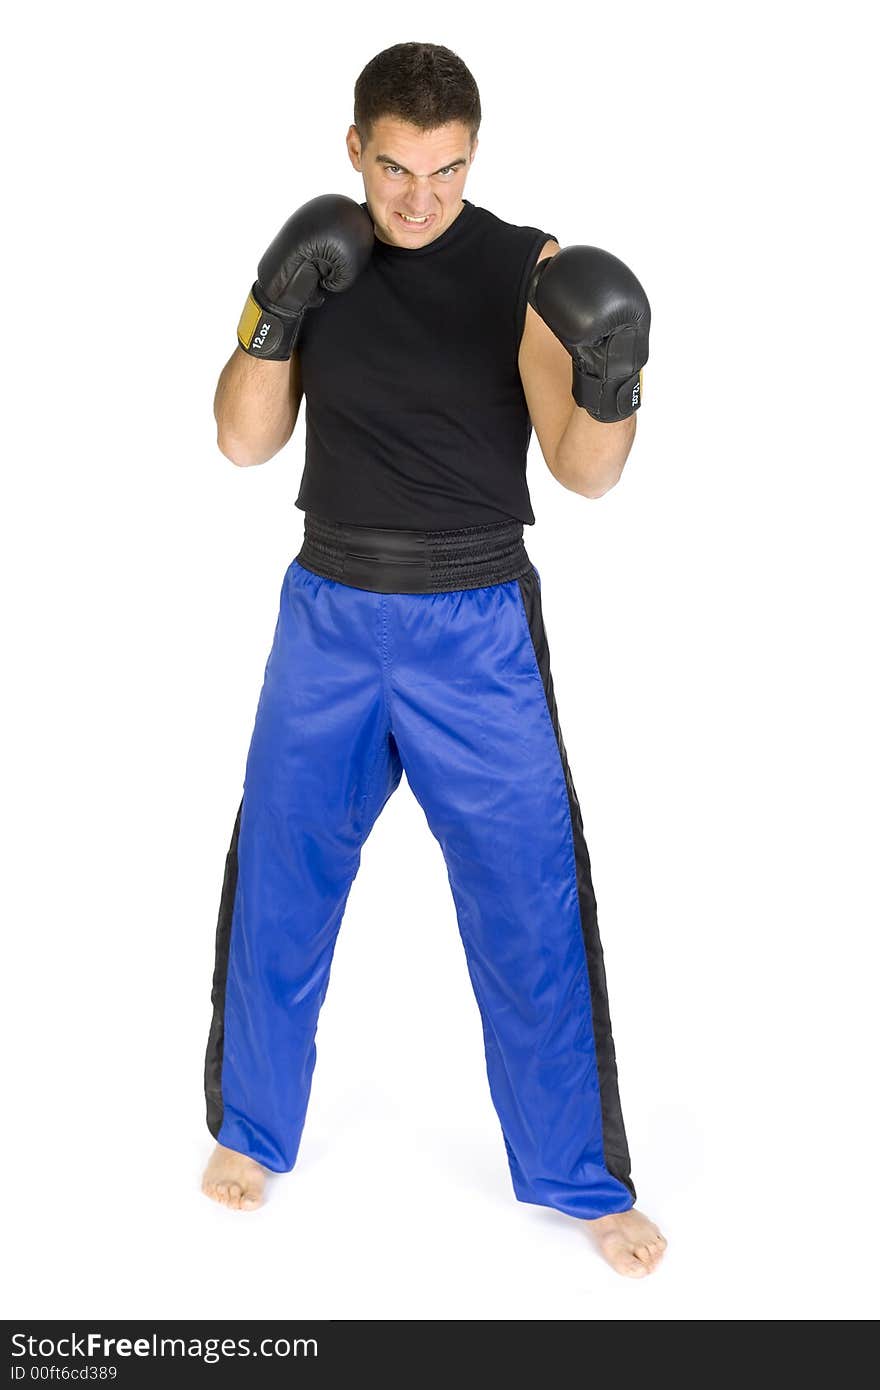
left=635, top=1242, right=664, bottom=1272
left=601, top=1239, right=651, bottom=1278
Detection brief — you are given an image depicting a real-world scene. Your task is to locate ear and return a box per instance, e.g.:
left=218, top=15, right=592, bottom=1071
left=345, top=125, right=361, bottom=171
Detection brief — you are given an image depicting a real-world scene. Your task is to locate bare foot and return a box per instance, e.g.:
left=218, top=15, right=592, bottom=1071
left=584, top=1207, right=667, bottom=1277
left=201, top=1142, right=266, bottom=1211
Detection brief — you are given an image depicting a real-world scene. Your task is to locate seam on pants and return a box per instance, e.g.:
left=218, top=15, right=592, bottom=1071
left=355, top=593, right=393, bottom=837
left=510, top=572, right=636, bottom=1201
left=204, top=795, right=244, bottom=1142
left=507, top=574, right=587, bottom=991
left=356, top=720, right=393, bottom=839
left=378, top=593, right=393, bottom=725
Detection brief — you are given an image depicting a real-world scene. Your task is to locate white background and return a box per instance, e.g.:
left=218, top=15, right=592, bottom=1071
left=3, top=0, right=877, bottom=1322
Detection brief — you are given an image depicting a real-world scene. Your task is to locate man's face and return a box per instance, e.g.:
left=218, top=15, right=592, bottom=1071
left=347, top=117, right=477, bottom=247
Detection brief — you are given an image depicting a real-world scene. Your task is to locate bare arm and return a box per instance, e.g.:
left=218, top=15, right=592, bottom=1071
left=214, top=345, right=304, bottom=467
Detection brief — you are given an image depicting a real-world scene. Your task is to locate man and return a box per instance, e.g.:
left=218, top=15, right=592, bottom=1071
left=201, top=42, right=666, bottom=1279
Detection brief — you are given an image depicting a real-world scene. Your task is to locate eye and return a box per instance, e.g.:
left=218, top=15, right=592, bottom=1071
left=384, top=165, right=457, bottom=177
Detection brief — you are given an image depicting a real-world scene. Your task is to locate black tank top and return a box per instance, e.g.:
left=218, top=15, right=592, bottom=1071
left=294, top=199, right=556, bottom=530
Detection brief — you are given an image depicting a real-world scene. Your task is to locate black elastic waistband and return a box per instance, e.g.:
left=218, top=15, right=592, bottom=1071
left=296, top=512, right=532, bottom=594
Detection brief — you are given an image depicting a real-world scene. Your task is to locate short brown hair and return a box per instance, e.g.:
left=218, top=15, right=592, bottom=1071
left=353, top=43, right=481, bottom=150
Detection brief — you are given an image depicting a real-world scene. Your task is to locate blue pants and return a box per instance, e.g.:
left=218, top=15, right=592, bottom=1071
left=204, top=556, right=635, bottom=1219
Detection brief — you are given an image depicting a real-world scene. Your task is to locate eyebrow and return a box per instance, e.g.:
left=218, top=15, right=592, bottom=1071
left=374, top=154, right=468, bottom=175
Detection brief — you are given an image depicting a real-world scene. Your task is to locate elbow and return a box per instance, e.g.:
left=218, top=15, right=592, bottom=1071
left=217, top=434, right=265, bottom=467
left=553, top=466, right=621, bottom=500
left=579, top=459, right=628, bottom=499
left=216, top=426, right=295, bottom=468
left=584, top=474, right=621, bottom=500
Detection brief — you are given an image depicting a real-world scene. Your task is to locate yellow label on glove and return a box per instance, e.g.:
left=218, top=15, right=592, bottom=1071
left=237, top=292, right=263, bottom=350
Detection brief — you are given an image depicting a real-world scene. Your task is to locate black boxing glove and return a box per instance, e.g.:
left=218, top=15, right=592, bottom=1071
left=527, top=246, right=651, bottom=422
left=237, top=193, right=375, bottom=360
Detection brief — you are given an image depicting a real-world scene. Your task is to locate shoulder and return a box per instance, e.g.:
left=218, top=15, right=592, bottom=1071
left=470, top=204, right=559, bottom=252
left=535, top=237, right=561, bottom=263
left=520, top=239, right=562, bottom=354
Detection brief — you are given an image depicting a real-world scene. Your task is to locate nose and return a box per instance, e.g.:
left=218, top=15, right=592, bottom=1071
left=402, top=174, right=436, bottom=205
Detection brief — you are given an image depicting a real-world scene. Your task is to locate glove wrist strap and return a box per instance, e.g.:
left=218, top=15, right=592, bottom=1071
left=236, top=281, right=304, bottom=360
left=572, top=363, right=643, bottom=422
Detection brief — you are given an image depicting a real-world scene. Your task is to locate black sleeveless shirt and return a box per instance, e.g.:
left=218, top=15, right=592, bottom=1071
left=293, top=199, right=556, bottom=530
